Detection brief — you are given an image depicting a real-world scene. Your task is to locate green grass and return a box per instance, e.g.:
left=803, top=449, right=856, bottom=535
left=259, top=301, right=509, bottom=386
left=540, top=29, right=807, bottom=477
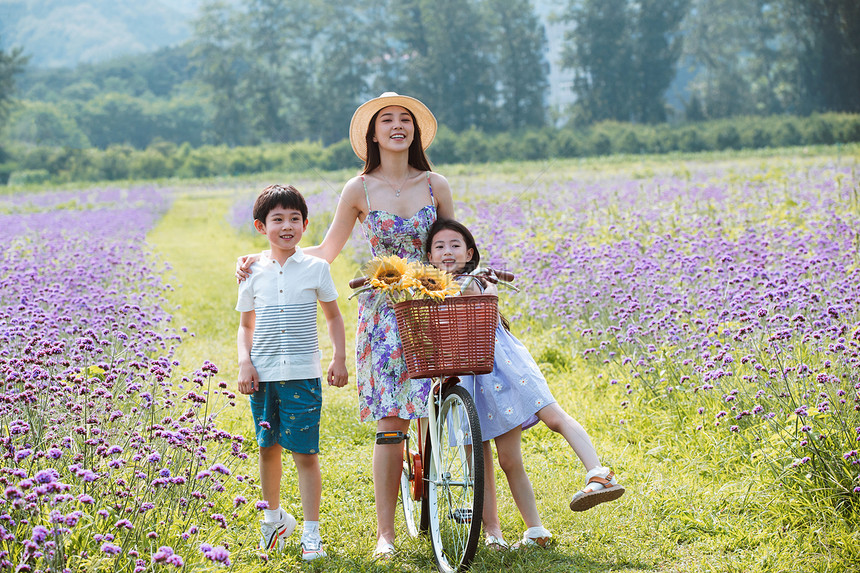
left=145, top=152, right=859, bottom=572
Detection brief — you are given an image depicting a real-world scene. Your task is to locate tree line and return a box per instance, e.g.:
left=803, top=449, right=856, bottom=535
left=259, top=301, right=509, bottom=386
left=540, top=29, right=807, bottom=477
left=0, top=0, right=858, bottom=156
left=5, top=112, right=858, bottom=186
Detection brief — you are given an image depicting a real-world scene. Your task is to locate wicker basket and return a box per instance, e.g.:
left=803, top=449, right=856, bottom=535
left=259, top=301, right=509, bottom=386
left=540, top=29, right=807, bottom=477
left=393, top=294, right=498, bottom=379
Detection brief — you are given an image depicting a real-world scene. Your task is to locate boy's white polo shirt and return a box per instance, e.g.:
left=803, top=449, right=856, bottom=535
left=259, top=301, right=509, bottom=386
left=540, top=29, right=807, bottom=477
left=236, top=247, right=338, bottom=382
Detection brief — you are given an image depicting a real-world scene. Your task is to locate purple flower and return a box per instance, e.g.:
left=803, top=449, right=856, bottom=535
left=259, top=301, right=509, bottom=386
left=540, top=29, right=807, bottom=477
left=153, top=546, right=176, bottom=563
left=209, top=463, right=230, bottom=475
left=200, top=543, right=231, bottom=565
left=101, top=542, right=122, bottom=555
left=31, top=525, right=49, bottom=544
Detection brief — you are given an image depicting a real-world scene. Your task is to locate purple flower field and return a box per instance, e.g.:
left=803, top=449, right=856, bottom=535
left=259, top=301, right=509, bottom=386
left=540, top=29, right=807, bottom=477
left=1, top=187, right=248, bottom=570
left=460, top=161, right=860, bottom=509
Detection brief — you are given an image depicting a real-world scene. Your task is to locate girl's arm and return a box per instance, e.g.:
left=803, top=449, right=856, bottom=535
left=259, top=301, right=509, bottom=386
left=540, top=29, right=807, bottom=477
left=237, top=311, right=258, bottom=394
left=319, top=300, right=348, bottom=387
left=303, top=179, right=364, bottom=263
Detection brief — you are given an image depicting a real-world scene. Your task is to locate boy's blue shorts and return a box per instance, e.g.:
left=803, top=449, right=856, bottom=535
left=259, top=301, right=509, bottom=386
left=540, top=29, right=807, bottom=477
left=249, top=378, right=322, bottom=454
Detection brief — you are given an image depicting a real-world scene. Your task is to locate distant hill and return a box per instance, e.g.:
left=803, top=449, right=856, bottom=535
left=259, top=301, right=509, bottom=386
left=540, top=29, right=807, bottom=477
left=0, top=0, right=203, bottom=68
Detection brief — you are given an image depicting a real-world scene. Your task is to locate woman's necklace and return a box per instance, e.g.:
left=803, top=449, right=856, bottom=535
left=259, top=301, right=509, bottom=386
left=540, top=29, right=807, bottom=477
left=378, top=171, right=410, bottom=197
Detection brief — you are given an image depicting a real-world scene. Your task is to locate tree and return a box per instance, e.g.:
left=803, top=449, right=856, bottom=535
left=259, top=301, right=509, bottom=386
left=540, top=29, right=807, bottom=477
left=482, top=0, right=549, bottom=131
left=561, top=0, right=688, bottom=125
left=391, top=0, right=495, bottom=131
left=781, top=0, right=860, bottom=114
left=0, top=40, right=29, bottom=125
left=190, top=1, right=247, bottom=146
left=631, top=0, right=689, bottom=123
left=561, top=0, right=634, bottom=124
left=681, top=0, right=780, bottom=119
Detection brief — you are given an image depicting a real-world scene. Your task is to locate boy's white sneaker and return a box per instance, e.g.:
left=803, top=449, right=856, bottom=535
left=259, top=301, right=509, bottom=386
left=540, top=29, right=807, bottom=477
left=301, top=534, right=327, bottom=561
left=259, top=510, right=297, bottom=552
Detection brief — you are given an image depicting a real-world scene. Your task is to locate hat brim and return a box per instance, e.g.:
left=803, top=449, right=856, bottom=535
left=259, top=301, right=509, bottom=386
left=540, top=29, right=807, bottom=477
left=349, top=93, right=437, bottom=162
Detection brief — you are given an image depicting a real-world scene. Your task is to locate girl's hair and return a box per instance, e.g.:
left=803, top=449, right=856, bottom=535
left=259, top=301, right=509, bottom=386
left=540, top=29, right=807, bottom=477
left=362, top=108, right=434, bottom=175
left=424, top=218, right=480, bottom=274
left=426, top=218, right=510, bottom=330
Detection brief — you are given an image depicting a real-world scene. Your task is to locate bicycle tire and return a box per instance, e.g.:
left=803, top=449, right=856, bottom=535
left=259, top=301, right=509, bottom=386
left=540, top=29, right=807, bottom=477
left=400, top=421, right=428, bottom=536
left=426, top=385, right=484, bottom=572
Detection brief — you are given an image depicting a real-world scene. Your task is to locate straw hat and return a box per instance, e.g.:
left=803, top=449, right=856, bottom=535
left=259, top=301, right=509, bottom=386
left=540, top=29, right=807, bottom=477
left=349, top=92, right=437, bottom=161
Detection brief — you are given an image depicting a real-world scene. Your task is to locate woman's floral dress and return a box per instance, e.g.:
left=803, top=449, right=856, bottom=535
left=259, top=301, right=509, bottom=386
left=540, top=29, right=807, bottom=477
left=356, top=174, right=436, bottom=422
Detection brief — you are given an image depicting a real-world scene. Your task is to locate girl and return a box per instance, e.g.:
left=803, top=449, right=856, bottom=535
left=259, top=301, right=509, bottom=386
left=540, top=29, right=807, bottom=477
left=425, top=218, right=625, bottom=550
left=237, top=93, right=455, bottom=559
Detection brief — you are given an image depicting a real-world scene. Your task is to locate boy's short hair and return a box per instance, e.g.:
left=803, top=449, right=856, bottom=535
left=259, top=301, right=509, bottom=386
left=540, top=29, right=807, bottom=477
left=253, top=184, right=308, bottom=223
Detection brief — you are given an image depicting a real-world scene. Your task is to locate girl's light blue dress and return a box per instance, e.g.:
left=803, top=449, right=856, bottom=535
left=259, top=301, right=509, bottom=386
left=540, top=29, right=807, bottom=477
left=461, top=321, right=557, bottom=441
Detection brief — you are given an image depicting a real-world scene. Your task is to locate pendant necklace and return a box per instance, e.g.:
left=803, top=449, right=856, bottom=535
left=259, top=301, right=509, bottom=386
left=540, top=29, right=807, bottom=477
left=379, top=171, right=410, bottom=197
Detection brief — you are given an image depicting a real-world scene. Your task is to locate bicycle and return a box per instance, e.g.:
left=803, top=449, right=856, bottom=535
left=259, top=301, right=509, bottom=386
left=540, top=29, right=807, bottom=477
left=350, top=267, right=512, bottom=572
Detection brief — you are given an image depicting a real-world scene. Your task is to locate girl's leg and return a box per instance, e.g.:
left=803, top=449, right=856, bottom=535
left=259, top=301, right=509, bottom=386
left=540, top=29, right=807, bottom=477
left=538, top=402, right=625, bottom=511
left=494, top=428, right=541, bottom=529
left=481, top=441, right=505, bottom=542
left=291, top=452, right=322, bottom=522
left=259, top=444, right=283, bottom=511
left=537, top=403, right=600, bottom=470
left=373, top=416, right=410, bottom=550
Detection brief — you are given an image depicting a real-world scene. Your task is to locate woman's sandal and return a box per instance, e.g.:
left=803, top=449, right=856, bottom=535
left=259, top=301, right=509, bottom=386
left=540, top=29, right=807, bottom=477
left=511, top=526, right=553, bottom=549
left=484, top=535, right=509, bottom=551
left=372, top=541, right=395, bottom=561
left=569, top=467, right=625, bottom=512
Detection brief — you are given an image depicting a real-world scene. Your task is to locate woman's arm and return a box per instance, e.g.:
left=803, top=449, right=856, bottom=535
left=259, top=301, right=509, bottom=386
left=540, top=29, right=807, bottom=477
left=304, top=178, right=364, bottom=263
left=430, top=172, right=455, bottom=219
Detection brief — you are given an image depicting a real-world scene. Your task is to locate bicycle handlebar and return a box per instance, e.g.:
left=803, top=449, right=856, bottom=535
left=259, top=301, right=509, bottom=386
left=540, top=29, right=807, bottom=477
left=349, top=276, right=368, bottom=289
left=349, top=268, right=515, bottom=290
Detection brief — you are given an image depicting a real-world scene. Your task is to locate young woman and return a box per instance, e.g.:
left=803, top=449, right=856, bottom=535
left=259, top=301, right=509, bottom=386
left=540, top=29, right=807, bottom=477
left=425, top=218, right=625, bottom=550
left=237, top=93, right=454, bottom=558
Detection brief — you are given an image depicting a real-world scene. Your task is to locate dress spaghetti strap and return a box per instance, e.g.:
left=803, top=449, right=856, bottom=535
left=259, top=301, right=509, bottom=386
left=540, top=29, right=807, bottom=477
left=426, top=171, right=435, bottom=207
left=361, top=175, right=371, bottom=211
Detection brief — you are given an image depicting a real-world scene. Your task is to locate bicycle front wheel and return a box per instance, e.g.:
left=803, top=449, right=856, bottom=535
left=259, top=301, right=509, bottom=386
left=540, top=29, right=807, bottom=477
left=400, top=421, right=427, bottom=537
left=426, top=385, right=484, bottom=573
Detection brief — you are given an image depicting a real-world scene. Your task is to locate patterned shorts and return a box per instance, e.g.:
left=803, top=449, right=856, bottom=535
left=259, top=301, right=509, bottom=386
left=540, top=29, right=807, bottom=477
left=249, top=378, right=322, bottom=454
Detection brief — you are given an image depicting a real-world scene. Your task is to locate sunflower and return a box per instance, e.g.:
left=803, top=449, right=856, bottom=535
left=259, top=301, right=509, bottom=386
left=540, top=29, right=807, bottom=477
left=365, top=255, right=415, bottom=292
left=408, top=264, right=460, bottom=300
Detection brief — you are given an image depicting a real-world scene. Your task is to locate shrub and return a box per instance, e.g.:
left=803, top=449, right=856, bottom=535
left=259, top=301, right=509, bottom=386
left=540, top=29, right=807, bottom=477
left=585, top=130, right=612, bottom=157
left=616, top=130, right=643, bottom=155
left=677, top=127, right=708, bottom=152
left=7, top=169, right=52, bottom=186
left=551, top=129, right=583, bottom=158
left=455, top=128, right=492, bottom=163
left=428, top=125, right=458, bottom=166
left=804, top=115, right=835, bottom=145
left=773, top=118, right=803, bottom=147
left=323, top=139, right=361, bottom=171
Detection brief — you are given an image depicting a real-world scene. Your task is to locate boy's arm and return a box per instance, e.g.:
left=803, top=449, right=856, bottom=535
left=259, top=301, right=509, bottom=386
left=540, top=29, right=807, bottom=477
left=237, top=310, right=259, bottom=394
left=319, top=300, right=348, bottom=387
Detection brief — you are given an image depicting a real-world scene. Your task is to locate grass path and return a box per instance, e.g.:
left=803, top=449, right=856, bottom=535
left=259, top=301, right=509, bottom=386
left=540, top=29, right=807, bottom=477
left=146, top=185, right=826, bottom=572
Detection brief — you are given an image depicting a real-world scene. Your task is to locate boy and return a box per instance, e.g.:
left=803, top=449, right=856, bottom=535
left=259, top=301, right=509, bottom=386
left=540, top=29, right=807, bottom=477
left=236, top=184, right=348, bottom=561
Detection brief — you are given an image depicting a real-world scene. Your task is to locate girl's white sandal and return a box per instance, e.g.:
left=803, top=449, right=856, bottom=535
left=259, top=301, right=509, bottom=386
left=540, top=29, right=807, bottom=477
left=569, top=467, right=625, bottom=512
left=512, top=526, right=553, bottom=549
left=484, top=535, right=509, bottom=551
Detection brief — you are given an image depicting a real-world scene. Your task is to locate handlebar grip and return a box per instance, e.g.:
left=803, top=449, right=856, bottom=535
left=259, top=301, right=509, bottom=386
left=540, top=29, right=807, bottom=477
left=492, top=269, right=515, bottom=282
left=349, top=277, right=368, bottom=289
